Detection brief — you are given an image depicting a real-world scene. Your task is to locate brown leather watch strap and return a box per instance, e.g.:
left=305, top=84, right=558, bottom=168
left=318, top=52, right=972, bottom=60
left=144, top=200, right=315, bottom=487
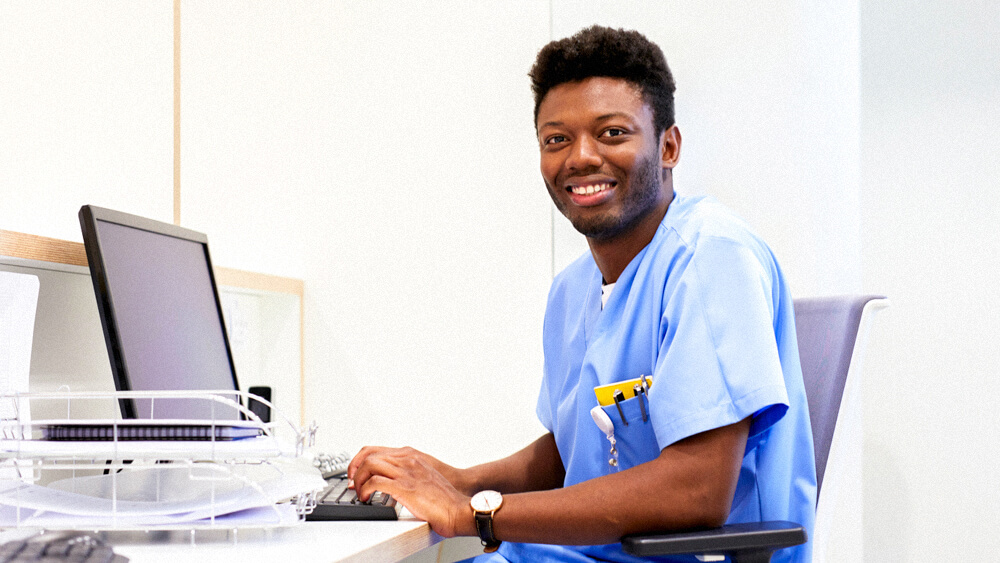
left=474, top=510, right=501, bottom=552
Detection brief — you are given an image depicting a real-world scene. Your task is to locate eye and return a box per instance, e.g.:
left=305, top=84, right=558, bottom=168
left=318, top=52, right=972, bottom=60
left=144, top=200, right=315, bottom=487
left=544, top=134, right=568, bottom=146
left=601, top=128, right=628, bottom=138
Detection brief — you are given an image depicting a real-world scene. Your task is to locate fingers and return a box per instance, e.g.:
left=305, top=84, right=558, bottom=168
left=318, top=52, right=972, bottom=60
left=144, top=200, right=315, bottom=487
left=352, top=454, right=407, bottom=501
left=355, top=474, right=395, bottom=503
left=347, top=445, right=385, bottom=479
left=349, top=446, right=423, bottom=478
left=350, top=447, right=424, bottom=501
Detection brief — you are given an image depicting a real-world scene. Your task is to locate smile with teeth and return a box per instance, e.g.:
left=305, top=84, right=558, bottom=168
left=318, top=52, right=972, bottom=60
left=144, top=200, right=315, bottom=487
left=569, top=182, right=615, bottom=195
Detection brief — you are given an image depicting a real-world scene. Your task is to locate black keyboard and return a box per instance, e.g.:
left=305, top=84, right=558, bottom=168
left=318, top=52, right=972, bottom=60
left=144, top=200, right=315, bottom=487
left=0, top=536, right=127, bottom=563
left=305, top=475, right=400, bottom=521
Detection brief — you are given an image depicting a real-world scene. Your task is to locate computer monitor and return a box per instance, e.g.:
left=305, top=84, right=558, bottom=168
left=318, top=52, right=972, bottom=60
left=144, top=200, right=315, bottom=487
left=79, top=205, right=240, bottom=420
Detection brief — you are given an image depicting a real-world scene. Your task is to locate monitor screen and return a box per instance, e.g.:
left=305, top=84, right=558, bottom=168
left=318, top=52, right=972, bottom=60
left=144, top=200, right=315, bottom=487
left=80, top=206, right=240, bottom=420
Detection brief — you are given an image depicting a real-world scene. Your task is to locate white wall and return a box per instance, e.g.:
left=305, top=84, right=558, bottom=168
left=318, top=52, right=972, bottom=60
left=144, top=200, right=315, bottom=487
left=178, top=1, right=554, bottom=465
left=0, top=2, right=174, bottom=239
left=860, top=1, right=1000, bottom=559
left=2, top=2, right=999, bottom=559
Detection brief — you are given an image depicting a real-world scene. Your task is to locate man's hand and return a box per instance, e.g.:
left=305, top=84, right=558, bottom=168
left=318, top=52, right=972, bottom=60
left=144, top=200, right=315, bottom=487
left=348, top=446, right=475, bottom=538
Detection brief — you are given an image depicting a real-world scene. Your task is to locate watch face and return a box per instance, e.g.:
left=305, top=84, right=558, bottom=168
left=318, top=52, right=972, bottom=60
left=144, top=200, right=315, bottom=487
left=471, top=490, right=503, bottom=512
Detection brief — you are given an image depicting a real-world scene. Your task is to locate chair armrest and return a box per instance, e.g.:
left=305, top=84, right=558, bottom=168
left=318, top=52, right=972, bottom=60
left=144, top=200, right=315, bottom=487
left=621, top=521, right=806, bottom=561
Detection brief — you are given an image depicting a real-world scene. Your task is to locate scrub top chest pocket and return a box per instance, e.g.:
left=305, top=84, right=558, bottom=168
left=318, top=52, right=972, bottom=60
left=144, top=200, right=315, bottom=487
left=594, top=391, right=661, bottom=471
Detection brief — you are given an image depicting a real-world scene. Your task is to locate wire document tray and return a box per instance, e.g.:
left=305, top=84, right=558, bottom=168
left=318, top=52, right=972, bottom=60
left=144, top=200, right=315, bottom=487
left=0, top=390, right=324, bottom=533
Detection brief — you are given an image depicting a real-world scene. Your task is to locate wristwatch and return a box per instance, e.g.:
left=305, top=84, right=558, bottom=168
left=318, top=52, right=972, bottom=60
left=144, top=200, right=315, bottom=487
left=470, top=490, right=503, bottom=552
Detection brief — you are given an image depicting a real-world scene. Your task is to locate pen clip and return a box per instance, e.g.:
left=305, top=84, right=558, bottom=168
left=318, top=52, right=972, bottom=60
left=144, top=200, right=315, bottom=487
left=612, top=389, right=628, bottom=426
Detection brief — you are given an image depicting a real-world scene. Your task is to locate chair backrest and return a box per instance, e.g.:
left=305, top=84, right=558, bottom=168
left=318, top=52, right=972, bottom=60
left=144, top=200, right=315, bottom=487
left=793, top=295, right=886, bottom=495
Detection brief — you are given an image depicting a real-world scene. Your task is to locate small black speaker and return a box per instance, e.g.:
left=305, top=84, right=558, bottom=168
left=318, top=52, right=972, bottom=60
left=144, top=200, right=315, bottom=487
left=247, top=386, right=272, bottom=423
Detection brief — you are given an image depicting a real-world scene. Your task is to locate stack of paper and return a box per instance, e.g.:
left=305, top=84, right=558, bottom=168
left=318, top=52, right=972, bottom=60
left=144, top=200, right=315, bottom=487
left=0, top=456, right=325, bottom=529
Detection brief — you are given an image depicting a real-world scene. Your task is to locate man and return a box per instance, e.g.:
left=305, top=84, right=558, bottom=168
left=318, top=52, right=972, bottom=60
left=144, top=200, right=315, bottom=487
left=349, top=25, right=816, bottom=563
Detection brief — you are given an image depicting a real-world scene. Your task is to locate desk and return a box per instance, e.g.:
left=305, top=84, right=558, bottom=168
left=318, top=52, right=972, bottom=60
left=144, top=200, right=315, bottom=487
left=0, top=517, right=442, bottom=563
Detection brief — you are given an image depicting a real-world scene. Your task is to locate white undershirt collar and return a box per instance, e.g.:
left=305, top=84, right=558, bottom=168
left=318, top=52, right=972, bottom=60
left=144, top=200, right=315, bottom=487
left=601, top=282, right=616, bottom=309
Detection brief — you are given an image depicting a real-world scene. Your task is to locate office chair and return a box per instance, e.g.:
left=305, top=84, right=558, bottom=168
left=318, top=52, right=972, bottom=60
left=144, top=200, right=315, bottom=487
left=621, top=295, right=889, bottom=563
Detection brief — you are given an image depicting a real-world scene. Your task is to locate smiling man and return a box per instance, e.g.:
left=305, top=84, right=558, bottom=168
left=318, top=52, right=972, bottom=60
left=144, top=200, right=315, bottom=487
left=349, top=26, right=816, bottom=563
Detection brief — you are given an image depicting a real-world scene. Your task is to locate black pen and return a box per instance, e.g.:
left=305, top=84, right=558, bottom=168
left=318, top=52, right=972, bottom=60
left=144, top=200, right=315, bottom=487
left=612, top=389, right=628, bottom=426
left=634, top=383, right=648, bottom=422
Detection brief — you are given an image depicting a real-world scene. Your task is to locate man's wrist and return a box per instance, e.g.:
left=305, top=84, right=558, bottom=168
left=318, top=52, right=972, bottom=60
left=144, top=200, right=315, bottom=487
left=451, top=466, right=480, bottom=496
left=457, top=496, right=479, bottom=537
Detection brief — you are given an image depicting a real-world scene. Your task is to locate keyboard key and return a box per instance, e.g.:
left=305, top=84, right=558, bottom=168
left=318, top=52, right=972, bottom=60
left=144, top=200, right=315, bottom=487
left=67, top=544, right=92, bottom=559
left=0, top=542, right=26, bottom=562
left=82, top=546, right=116, bottom=563
left=17, top=544, right=44, bottom=560
left=43, top=543, right=71, bottom=557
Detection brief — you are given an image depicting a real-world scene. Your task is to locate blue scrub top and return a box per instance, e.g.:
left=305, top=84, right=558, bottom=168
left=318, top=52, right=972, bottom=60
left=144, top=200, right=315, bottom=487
left=480, top=194, right=816, bottom=563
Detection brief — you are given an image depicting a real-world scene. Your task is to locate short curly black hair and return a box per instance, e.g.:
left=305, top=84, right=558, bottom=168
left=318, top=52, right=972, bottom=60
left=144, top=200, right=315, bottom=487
left=529, top=25, right=676, bottom=134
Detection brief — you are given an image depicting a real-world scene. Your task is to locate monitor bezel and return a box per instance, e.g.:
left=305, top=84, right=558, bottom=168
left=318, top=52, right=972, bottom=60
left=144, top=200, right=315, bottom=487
left=79, top=205, right=241, bottom=420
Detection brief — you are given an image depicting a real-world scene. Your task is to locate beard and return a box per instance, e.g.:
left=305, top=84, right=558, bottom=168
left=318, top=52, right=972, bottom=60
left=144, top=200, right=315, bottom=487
left=548, top=151, right=664, bottom=241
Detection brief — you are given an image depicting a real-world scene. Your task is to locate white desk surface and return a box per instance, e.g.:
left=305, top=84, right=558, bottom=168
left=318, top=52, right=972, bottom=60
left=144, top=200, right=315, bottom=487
left=0, top=515, right=442, bottom=563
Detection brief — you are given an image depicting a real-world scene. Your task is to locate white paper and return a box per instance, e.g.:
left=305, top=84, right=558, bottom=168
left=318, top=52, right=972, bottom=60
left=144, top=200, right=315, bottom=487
left=0, top=500, right=300, bottom=529
left=0, top=456, right=324, bottom=528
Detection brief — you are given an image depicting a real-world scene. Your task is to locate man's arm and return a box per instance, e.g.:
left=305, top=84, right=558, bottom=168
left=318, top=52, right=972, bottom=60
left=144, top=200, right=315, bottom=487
left=349, top=417, right=750, bottom=544
left=457, top=432, right=565, bottom=495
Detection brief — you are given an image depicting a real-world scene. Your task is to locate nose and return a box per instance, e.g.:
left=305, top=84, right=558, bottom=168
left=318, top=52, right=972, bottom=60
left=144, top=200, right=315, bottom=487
left=565, top=136, right=603, bottom=172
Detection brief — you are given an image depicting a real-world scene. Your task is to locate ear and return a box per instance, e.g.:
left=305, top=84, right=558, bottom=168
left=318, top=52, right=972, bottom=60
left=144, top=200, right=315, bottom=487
left=660, top=125, right=682, bottom=169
